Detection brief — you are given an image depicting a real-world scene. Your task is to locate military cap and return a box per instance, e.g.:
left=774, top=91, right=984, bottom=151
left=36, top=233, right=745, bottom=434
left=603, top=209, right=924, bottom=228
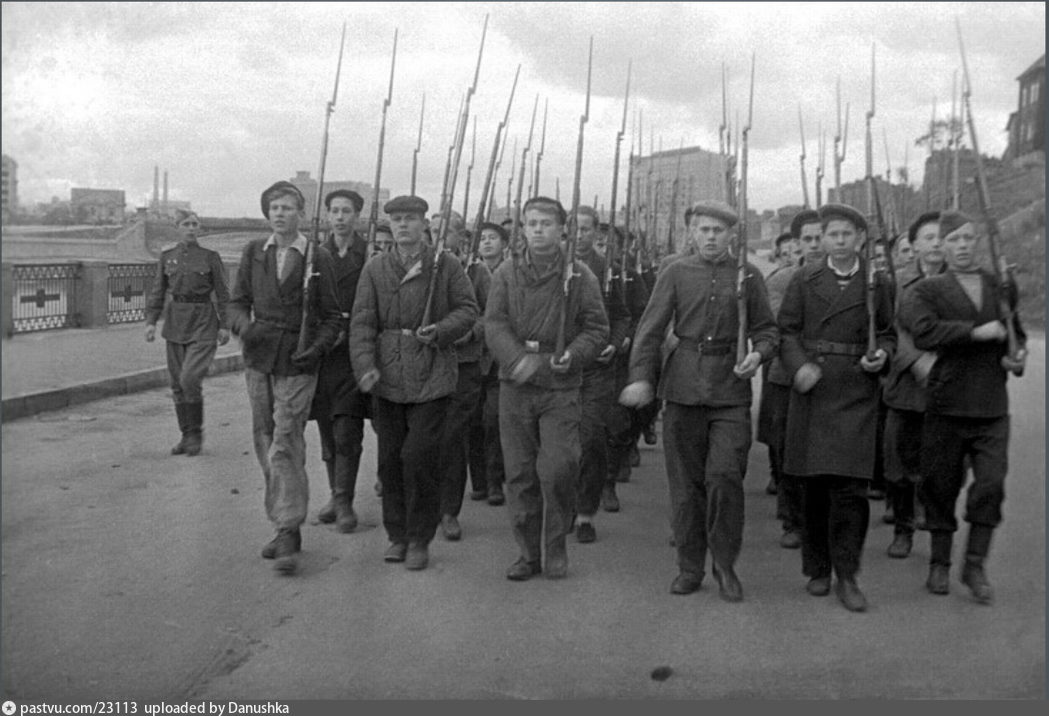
left=174, top=208, right=200, bottom=226
left=480, top=221, right=509, bottom=243
left=685, top=200, right=738, bottom=227
left=260, top=181, right=305, bottom=218
left=789, top=209, right=821, bottom=238
left=819, top=203, right=867, bottom=233
left=907, top=211, right=941, bottom=244
left=325, top=189, right=364, bottom=212
left=938, top=209, right=973, bottom=239
left=384, top=195, right=428, bottom=215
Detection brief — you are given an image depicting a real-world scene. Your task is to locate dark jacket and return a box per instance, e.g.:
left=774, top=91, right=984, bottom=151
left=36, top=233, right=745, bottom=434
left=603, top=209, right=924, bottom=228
left=765, top=264, right=800, bottom=387
left=629, top=251, right=778, bottom=407
left=899, top=269, right=1024, bottom=419
left=577, top=248, right=632, bottom=368
left=145, top=241, right=229, bottom=343
left=228, top=236, right=342, bottom=376
left=349, top=245, right=478, bottom=404
left=453, top=260, right=491, bottom=364
left=881, top=263, right=945, bottom=413
left=484, top=248, right=609, bottom=391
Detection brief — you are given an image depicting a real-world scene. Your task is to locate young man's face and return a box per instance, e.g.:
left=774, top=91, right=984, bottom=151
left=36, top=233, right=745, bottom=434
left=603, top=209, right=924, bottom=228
left=268, top=194, right=303, bottom=235
left=688, top=214, right=733, bottom=261
left=776, top=242, right=794, bottom=268
left=327, top=198, right=359, bottom=238
left=374, top=232, right=393, bottom=253
left=798, top=222, right=824, bottom=263
left=177, top=214, right=201, bottom=241
left=821, top=219, right=861, bottom=264
left=478, top=229, right=505, bottom=260
left=524, top=207, right=564, bottom=254
left=594, top=231, right=608, bottom=258
left=894, top=236, right=914, bottom=267
left=576, top=212, right=598, bottom=253
left=943, top=222, right=979, bottom=271
left=790, top=239, right=803, bottom=265
left=873, top=243, right=888, bottom=273
left=389, top=211, right=426, bottom=247
left=911, top=221, right=944, bottom=269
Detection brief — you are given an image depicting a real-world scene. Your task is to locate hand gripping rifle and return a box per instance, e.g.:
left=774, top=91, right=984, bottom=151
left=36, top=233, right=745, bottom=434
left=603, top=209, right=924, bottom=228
left=957, top=19, right=1022, bottom=363
left=734, top=53, right=755, bottom=367
left=555, top=36, right=593, bottom=357
left=366, top=29, right=399, bottom=253
left=864, top=43, right=879, bottom=360
left=604, top=60, right=631, bottom=298
left=798, top=106, right=810, bottom=208
left=422, top=14, right=488, bottom=328
left=299, top=22, right=346, bottom=354
left=410, top=93, right=425, bottom=195
left=511, top=95, right=540, bottom=257
left=469, top=64, right=521, bottom=264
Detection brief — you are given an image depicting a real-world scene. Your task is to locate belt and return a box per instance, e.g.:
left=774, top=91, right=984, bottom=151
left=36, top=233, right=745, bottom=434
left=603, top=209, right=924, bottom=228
left=382, top=328, right=416, bottom=337
left=524, top=340, right=556, bottom=354
left=803, top=339, right=867, bottom=357
left=255, top=317, right=299, bottom=332
left=675, top=336, right=734, bottom=356
left=171, top=295, right=212, bottom=304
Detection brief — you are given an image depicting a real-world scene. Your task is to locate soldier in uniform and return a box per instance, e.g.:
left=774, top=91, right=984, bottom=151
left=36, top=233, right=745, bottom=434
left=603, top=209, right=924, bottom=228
left=778, top=203, right=896, bottom=612
left=900, top=209, right=1026, bottom=603
left=145, top=209, right=230, bottom=457
left=310, top=189, right=370, bottom=534
left=228, top=181, right=343, bottom=575
left=621, top=200, right=777, bottom=602
left=485, top=196, right=609, bottom=580
left=349, top=195, right=478, bottom=571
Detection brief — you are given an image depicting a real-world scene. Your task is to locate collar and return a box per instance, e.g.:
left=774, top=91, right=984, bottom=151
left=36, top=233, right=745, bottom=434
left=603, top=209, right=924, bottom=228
left=826, top=255, right=860, bottom=278
left=264, top=232, right=308, bottom=255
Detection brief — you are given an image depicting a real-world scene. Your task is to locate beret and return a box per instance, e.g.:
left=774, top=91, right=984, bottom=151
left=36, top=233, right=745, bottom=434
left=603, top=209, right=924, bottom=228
left=480, top=221, right=509, bottom=243
left=325, top=189, right=364, bottom=212
left=384, top=195, right=428, bottom=215
left=907, top=211, right=941, bottom=243
left=789, top=209, right=821, bottom=238
left=819, top=203, right=867, bottom=233
left=685, top=200, right=738, bottom=227
left=939, top=209, right=973, bottom=238
left=260, top=181, right=305, bottom=218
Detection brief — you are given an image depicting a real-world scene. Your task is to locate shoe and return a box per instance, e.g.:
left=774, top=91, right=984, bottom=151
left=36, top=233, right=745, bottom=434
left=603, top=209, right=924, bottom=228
left=317, top=497, right=337, bottom=524
left=713, top=565, right=743, bottom=603
left=575, top=521, right=596, bottom=543
left=487, top=486, right=505, bottom=506
left=926, top=564, right=950, bottom=595
left=614, top=462, right=631, bottom=483
left=261, top=529, right=301, bottom=559
left=866, top=487, right=886, bottom=501
left=272, top=528, right=301, bottom=575
left=835, top=578, right=868, bottom=612
left=765, top=478, right=778, bottom=496
left=506, top=557, right=542, bottom=581
left=383, top=542, right=407, bottom=563
left=545, top=540, right=568, bottom=579
left=643, top=427, right=658, bottom=445
left=441, top=514, right=462, bottom=541
left=670, top=572, right=703, bottom=595
left=629, top=444, right=641, bottom=467
left=779, top=530, right=802, bottom=549
left=600, top=485, right=620, bottom=513
left=887, top=532, right=913, bottom=559
left=882, top=505, right=896, bottom=525
left=335, top=503, right=358, bottom=533
left=960, top=562, right=994, bottom=605
left=469, top=489, right=488, bottom=501
left=806, top=576, right=831, bottom=597
left=405, top=542, right=429, bottom=570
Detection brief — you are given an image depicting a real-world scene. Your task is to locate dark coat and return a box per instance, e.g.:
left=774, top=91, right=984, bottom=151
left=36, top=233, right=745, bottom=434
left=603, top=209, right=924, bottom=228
left=145, top=241, right=229, bottom=343
left=899, top=269, right=1024, bottom=419
left=779, top=259, right=896, bottom=479
left=881, top=263, right=946, bottom=413
left=227, top=236, right=342, bottom=376
left=453, top=260, right=491, bottom=364
left=349, top=245, right=478, bottom=404
left=577, top=248, right=632, bottom=369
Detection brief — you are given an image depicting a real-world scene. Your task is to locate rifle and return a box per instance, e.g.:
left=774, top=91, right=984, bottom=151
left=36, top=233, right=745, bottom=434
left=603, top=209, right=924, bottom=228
left=410, top=93, right=425, bottom=195
left=299, top=22, right=346, bottom=354
left=667, top=138, right=683, bottom=257
left=469, top=64, right=521, bottom=264
left=833, top=76, right=850, bottom=201
left=882, top=127, right=901, bottom=237
left=366, top=29, right=398, bottom=253
left=734, top=52, right=754, bottom=366
left=506, top=137, right=516, bottom=224
left=926, top=98, right=936, bottom=211
left=721, top=62, right=733, bottom=204
left=440, top=93, right=465, bottom=217
left=623, top=105, right=636, bottom=286
left=815, top=122, right=825, bottom=208
left=461, top=116, right=477, bottom=222
left=511, top=95, right=540, bottom=258
left=605, top=59, right=631, bottom=298
left=870, top=179, right=896, bottom=290
left=957, top=19, right=1022, bottom=363
left=864, top=42, right=879, bottom=360
left=555, top=36, right=593, bottom=357
left=798, top=105, right=810, bottom=208
left=422, top=13, right=488, bottom=328
left=488, top=125, right=510, bottom=220
left=950, top=69, right=962, bottom=210
left=533, top=98, right=549, bottom=198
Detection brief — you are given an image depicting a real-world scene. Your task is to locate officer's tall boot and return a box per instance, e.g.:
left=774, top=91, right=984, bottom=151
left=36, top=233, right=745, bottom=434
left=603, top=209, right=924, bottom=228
left=960, top=524, right=994, bottom=604
left=926, top=530, right=952, bottom=595
left=183, top=402, right=204, bottom=456
left=317, top=461, right=337, bottom=524
left=171, top=403, right=190, bottom=455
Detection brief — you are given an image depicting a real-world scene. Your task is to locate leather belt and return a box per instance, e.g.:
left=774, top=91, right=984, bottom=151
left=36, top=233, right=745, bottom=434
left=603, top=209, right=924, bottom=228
left=524, top=340, right=556, bottom=354
left=255, top=317, right=299, bottom=332
left=382, top=328, right=416, bottom=337
left=803, top=339, right=867, bottom=357
left=171, top=295, right=211, bottom=303
left=676, top=336, right=734, bottom=356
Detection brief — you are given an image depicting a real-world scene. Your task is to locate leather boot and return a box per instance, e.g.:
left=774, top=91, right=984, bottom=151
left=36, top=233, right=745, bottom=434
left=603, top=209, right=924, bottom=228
left=171, top=403, right=190, bottom=455
left=334, top=495, right=357, bottom=533
left=183, top=402, right=204, bottom=456
left=926, top=530, right=953, bottom=595
left=317, top=461, right=337, bottom=524
left=961, top=524, right=994, bottom=604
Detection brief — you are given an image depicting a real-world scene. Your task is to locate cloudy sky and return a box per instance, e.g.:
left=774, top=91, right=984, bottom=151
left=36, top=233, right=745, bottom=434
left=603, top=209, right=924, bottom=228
left=2, top=2, right=1044, bottom=218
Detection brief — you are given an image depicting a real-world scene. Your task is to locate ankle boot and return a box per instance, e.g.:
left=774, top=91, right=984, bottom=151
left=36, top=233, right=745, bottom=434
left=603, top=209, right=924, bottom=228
left=183, top=402, right=204, bottom=456
left=926, top=530, right=953, bottom=595
left=171, top=403, right=190, bottom=455
left=318, top=461, right=337, bottom=524
left=961, top=525, right=994, bottom=604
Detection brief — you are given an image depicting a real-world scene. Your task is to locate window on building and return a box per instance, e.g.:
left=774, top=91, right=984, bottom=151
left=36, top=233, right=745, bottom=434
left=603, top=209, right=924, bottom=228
left=1031, top=82, right=1040, bottom=104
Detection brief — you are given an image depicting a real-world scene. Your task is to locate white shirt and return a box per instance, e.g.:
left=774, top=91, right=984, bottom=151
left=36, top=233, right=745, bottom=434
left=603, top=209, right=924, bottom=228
left=264, top=233, right=308, bottom=278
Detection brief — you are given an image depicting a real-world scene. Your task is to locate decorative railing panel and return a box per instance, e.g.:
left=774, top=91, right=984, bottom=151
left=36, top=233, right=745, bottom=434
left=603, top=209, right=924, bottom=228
left=11, top=264, right=80, bottom=333
left=107, top=263, right=156, bottom=324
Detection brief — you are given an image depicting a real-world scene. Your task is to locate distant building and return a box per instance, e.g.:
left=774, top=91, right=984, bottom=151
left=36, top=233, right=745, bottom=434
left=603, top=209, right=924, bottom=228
left=70, top=188, right=126, bottom=225
left=1005, top=54, right=1045, bottom=164
left=2, top=154, right=18, bottom=224
left=288, top=171, right=390, bottom=224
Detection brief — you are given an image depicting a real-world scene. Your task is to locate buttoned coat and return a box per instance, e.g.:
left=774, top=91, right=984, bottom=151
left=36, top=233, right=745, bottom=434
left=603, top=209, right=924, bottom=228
left=145, top=241, right=230, bottom=343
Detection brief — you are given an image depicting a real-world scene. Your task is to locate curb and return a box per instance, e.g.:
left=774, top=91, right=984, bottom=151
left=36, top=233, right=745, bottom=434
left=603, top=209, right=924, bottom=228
left=1, top=352, right=244, bottom=423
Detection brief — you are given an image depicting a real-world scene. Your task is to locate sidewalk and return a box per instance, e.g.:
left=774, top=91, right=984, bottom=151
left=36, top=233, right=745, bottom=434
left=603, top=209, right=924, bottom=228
left=1, top=322, right=242, bottom=421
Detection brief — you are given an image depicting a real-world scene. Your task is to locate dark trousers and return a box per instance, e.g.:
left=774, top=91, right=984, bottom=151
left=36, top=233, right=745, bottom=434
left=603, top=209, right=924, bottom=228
left=884, top=407, right=925, bottom=535
left=663, top=402, right=750, bottom=578
left=166, top=340, right=217, bottom=404
left=439, top=361, right=483, bottom=517
left=800, top=476, right=870, bottom=581
left=373, top=396, right=449, bottom=545
left=763, top=381, right=803, bottom=533
left=920, top=414, right=1008, bottom=533
left=315, top=413, right=364, bottom=505
left=577, top=365, right=615, bottom=516
left=468, top=365, right=504, bottom=494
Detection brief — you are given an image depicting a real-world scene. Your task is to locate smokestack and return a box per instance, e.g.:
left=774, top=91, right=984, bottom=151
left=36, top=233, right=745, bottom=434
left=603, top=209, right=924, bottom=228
left=162, top=171, right=169, bottom=216
left=152, top=165, right=159, bottom=211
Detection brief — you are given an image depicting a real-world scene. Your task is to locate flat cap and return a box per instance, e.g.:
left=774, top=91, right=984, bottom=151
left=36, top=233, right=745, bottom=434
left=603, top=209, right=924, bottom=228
left=260, top=181, right=305, bottom=218
left=789, top=209, right=821, bottom=238
left=686, top=199, right=738, bottom=227
left=819, top=203, right=867, bottom=233
left=480, top=221, right=509, bottom=243
left=374, top=221, right=393, bottom=236
left=325, top=189, right=364, bottom=212
left=939, top=209, right=973, bottom=238
left=384, top=195, right=429, bottom=215
left=907, top=211, right=941, bottom=243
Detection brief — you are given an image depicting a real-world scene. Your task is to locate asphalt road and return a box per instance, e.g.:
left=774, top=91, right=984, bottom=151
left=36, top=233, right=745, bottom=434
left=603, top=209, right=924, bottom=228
left=1, top=339, right=1044, bottom=699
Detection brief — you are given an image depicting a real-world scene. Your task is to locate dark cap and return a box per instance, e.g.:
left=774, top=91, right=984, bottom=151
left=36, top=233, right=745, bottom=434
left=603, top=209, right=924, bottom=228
left=939, top=209, right=973, bottom=238
left=789, top=209, right=821, bottom=238
left=384, top=195, right=429, bottom=215
left=480, top=221, right=509, bottom=243
left=685, top=200, right=738, bottom=227
left=374, top=221, right=393, bottom=237
left=174, top=208, right=199, bottom=226
left=907, top=211, right=941, bottom=243
left=819, top=203, right=867, bottom=233
left=774, top=231, right=794, bottom=249
left=260, top=181, right=305, bottom=218
left=325, top=189, right=364, bottom=212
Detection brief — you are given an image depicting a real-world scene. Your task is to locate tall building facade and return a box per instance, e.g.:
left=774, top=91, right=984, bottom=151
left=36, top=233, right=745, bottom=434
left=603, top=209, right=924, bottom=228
left=289, top=171, right=390, bottom=225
